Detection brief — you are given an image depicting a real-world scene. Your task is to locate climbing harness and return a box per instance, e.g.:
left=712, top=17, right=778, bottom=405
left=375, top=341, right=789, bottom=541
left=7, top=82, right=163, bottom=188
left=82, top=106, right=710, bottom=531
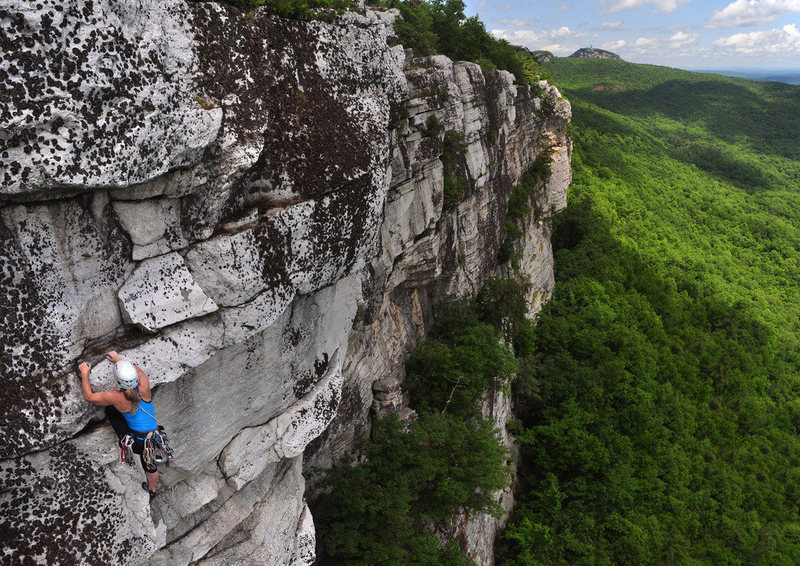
left=119, top=428, right=173, bottom=466
left=118, top=400, right=174, bottom=468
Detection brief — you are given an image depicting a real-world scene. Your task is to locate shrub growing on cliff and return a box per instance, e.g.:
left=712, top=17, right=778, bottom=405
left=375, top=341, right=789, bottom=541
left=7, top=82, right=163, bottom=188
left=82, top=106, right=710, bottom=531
left=313, top=413, right=507, bottom=564
left=405, top=312, right=517, bottom=417
left=386, top=0, right=531, bottom=84
left=441, top=129, right=468, bottom=209
left=497, top=148, right=553, bottom=265
left=476, top=277, right=530, bottom=342
left=232, top=0, right=351, bottom=20
left=314, top=280, right=530, bottom=563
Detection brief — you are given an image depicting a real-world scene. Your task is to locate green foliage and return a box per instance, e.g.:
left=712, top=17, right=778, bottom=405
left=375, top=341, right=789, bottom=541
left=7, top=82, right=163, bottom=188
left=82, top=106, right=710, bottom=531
left=232, top=0, right=351, bottom=19
left=498, top=60, right=800, bottom=565
left=516, top=49, right=552, bottom=94
left=314, top=413, right=506, bottom=564
left=388, top=0, right=535, bottom=84
left=498, top=149, right=553, bottom=264
left=405, top=300, right=517, bottom=417
left=497, top=237, right=515, bottom=265
left=314, top=281, right=527, bottom=563
left=507, top=185, right=532, bottom=220
left=421, top=114, right=442, bottom=138
left=441, top=129, right=468, bottom=209
left=476, top=277, right=530, bottom=342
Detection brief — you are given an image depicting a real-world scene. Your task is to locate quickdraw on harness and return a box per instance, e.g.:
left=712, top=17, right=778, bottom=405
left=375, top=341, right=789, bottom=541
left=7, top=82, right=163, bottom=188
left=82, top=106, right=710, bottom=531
left=120, top=434, right=135, bottom=466
left=119, top=427, right=174, bottom=467
left=143, top=427, right=174, bottom=468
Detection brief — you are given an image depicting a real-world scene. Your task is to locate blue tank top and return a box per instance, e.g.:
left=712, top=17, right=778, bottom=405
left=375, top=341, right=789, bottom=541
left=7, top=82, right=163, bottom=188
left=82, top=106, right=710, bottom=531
left=122, top=387, right=158, bottom=433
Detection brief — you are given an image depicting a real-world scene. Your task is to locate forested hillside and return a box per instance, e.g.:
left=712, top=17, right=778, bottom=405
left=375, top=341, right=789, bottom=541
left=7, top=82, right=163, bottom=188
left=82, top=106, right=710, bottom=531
left=498, top=59, right=800, bottom=564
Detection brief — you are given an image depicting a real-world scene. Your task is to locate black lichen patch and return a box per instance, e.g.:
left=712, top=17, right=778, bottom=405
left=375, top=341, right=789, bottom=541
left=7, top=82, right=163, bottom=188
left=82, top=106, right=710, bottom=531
left=0, top=199, right=131, bottom=459
left=293, top=370, right=319, bottom=399
left=191, top=6, right=374, bottom=196
left=0, top=443, right=137, bottom=565
left=183, top=3, right=392, bottom=235
left=0, top=215, right=70, bottom=458
left=251, top=216, right=293, bottom=293
left=0, top=1, right=205, bottom=192
left=303, top=173, right=377, bottom=288
left=292, top=352, right=331, bottom=399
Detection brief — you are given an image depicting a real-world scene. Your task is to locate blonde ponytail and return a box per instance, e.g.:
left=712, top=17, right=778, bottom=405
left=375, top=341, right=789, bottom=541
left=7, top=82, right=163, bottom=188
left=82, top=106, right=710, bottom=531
left=123, top=388, right=140, bottom=414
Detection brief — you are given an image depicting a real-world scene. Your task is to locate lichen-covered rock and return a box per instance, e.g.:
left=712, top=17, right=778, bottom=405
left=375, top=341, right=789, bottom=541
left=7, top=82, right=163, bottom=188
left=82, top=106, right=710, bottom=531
left=0, top=197, right=130, bottom=458
left=0, top=0, right=221, bottom=197
left=1, top=0, right=569, bottom=563
left=118, top=252, right=219, bottom=332
left=191, top=457, right=309, bottom=566
left=0, top=427, right=160, bottom=565
left=149, top=458, right=302, bottom=566
left=291, top=502, right=316, bottom=565
left=112, top=198, right=189, bottom=260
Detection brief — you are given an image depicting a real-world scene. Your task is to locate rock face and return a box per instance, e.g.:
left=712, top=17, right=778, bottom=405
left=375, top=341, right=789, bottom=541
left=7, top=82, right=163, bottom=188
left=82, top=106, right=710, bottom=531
left=568, top=47, right=622, bottom=60
left=0, top=2, right=570, bottom=565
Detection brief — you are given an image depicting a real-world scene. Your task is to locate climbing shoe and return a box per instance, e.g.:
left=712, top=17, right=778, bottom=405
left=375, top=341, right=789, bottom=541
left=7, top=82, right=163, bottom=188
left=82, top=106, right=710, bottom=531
left=142, top=482, right=157, bottom=502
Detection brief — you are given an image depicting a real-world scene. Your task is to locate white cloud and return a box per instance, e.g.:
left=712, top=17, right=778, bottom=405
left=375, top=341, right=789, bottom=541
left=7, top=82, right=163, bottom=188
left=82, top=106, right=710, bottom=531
left=714, top=23, right=800, bottom=53
left=551, top=26, right=580, bottom=38
left=602, top=36, right=662, bottom=54
left=630, top=36, right=661, bottom=48
left=540, top=42, right=577, bottom=52
left=601, top=20, right=624, bottom=28
left=605, top=0, right=688, bottom=14
left=492, top=29, right=543, bottom=46
left=603, top=39, right=628, bottom=49
left=491, top=27, right=585, bottom=54
left=498, top=18, right=537, bottom=27
left=668, top=31, right=699, bottom=46
left=707, top=0, right=800, bottom=28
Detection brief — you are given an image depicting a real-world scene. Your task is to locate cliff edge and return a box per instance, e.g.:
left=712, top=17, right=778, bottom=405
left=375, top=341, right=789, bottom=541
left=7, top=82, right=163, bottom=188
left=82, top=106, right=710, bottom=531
left=0, top=2, right=570, bottom=564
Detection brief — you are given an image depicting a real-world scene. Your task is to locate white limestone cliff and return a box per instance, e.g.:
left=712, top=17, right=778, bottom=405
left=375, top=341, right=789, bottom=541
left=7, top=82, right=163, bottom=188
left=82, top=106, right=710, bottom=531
left=0, top=2, right=570, bottom=564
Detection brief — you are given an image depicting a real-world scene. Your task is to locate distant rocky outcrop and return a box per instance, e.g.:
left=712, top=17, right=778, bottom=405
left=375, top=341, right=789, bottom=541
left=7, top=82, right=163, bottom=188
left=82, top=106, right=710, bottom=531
left=0, top=2, right=570, bottom=565
left=531, top=50, right=554, bottom=64
left=569, top=47, right=621, bottom=59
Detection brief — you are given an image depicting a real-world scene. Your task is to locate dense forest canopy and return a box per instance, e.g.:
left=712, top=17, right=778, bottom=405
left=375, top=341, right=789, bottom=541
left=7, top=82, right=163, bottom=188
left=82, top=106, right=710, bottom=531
left=498, top=59, right=800, bottom=564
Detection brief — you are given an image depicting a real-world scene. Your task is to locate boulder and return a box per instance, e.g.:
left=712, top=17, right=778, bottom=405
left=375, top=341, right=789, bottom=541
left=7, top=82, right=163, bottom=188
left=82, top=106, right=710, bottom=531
left=117, top=252, right=219, bottom=332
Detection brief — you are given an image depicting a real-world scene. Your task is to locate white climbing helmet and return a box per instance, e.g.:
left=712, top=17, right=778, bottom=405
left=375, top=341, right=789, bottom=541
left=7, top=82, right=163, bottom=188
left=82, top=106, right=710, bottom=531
left=114, top=360, right=138, bottom=389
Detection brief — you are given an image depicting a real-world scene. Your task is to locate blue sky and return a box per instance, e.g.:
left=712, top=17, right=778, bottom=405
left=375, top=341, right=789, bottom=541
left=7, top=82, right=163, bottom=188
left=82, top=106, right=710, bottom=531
left=465, top=0, right=800, bottom=69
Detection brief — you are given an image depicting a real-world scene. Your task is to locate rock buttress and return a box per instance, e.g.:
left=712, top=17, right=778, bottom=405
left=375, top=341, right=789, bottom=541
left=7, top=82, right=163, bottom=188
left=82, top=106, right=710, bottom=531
left=0, top=2, right=569, bottom=565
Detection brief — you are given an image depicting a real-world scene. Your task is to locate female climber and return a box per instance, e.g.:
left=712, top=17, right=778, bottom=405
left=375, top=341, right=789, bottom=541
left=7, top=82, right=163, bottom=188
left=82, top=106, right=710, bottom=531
left=79, top=351, right=166, bottom=499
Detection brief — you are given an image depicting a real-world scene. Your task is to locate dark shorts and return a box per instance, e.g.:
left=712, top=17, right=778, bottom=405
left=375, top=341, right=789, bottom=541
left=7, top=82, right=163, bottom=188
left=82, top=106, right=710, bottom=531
left=106, top=407, right=158, bottom=474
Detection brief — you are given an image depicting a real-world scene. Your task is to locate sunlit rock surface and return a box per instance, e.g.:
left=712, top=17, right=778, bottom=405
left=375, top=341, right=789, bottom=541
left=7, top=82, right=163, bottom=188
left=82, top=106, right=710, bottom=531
left=0, top=1, right=569, bottom=564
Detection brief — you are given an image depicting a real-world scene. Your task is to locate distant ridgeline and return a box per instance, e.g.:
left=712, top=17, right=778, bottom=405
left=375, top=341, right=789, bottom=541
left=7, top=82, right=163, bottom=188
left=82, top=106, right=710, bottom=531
left=496, top=57, right=800, bottom=564
left=569, top=47, right=621, bottom=59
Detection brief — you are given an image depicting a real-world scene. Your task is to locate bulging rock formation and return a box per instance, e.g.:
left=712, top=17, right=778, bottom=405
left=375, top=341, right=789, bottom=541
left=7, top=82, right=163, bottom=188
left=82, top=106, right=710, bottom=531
left=569, top=47, right=621, bottom=60
left=0, top=2, right=570, bottom=564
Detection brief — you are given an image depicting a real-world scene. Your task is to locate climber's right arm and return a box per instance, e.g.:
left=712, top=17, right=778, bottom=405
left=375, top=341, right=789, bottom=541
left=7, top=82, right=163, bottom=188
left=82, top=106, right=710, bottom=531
left=136, top=366, right=152, bottom=402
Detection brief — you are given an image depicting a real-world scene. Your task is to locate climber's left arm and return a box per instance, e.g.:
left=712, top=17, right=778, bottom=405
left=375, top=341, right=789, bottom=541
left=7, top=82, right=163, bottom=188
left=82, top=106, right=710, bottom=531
left=79, top=362, right=120, bottom=406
